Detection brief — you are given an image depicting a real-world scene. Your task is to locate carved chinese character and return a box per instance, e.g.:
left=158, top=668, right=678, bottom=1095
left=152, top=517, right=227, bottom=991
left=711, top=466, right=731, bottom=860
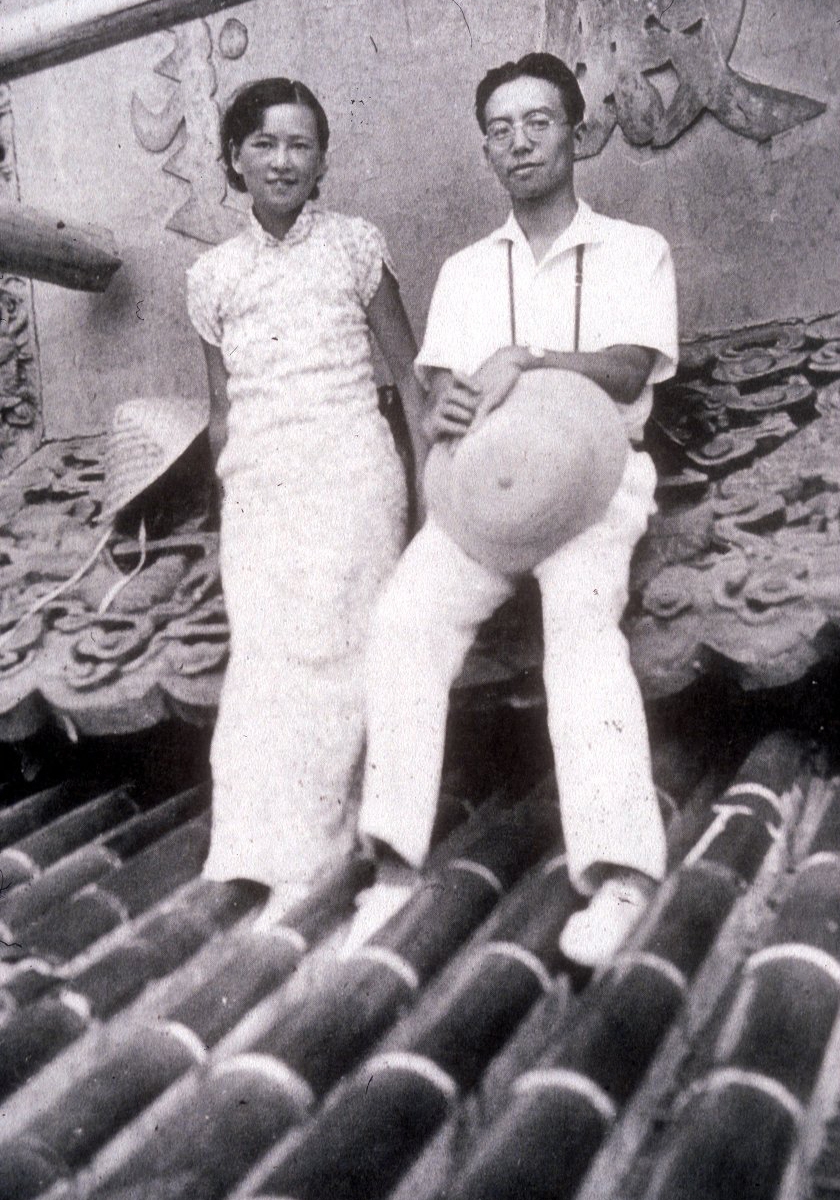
left=131, top=21, right=245, bottom=245
left=546, top=0, right=825, bottom=158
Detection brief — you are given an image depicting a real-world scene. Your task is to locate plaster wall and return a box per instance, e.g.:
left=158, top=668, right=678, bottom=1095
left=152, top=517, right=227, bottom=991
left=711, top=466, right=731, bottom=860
left=6, top=0, right=838, bottom=439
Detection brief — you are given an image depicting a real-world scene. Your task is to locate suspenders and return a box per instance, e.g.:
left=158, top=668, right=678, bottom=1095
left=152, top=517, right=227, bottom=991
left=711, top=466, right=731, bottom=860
left=573, top=241, right=584, bottom=353
left=507, top=239, right=519, bottom=347
left=507, top=240, right=584, bottom=353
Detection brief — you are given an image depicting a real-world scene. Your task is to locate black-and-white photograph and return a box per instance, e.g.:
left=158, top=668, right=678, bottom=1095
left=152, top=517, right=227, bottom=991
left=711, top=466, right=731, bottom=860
left=0, top=2, right=838, bottom=1197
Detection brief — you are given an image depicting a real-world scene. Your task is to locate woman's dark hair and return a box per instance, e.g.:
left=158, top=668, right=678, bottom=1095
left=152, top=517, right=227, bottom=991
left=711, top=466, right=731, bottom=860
left=221, top=77, right=330, bottom=197
left=475, top=52, right=585, bottom=132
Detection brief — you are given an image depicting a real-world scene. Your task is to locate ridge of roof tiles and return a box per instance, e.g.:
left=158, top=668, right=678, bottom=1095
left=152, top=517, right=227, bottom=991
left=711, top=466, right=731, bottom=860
left=623, top=774, right=840, bottom=1200
left=50, top=788, right=560, bottom=1199
left=231, top=733, right=809, bottom=1200
left=0, top=727, right=838, bottom=1200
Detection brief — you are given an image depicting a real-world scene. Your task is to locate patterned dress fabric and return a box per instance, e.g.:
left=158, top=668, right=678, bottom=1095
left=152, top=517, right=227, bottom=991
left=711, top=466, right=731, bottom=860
left=187, top=203, right=407, bottom=901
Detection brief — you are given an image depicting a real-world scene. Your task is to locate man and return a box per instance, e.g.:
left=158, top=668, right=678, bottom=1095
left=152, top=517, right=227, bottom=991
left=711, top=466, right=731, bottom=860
left=355, top=53, right=678, bottom=967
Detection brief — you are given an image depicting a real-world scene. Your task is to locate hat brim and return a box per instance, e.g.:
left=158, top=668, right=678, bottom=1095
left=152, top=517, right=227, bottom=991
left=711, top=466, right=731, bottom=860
left=425, top=369, right=629, bottom=574
left=101, top=396, right=209, bottom=519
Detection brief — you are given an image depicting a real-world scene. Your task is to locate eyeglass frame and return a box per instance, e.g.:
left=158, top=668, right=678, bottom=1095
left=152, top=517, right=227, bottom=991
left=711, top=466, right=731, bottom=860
left=483, top=109, right=574, bottom=150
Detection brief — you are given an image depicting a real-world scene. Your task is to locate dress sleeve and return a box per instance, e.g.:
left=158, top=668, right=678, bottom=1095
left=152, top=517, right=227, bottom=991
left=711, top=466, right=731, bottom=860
left=348, top=218, right=398, bottom=308
left=185, top=254, right=224, bottom=347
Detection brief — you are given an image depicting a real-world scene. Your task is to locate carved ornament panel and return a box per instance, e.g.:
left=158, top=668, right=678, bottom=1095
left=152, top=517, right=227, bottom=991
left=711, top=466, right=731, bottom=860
left=0, top=86, right=43, bottom=477
left=131, top=19, right=247, bottom=245
left=545, top=0, right=825, bottom=158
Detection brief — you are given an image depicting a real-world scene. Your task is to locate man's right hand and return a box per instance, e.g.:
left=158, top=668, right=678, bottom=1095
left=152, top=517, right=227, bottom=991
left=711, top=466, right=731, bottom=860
left=424, top=371, right=483, bottom=440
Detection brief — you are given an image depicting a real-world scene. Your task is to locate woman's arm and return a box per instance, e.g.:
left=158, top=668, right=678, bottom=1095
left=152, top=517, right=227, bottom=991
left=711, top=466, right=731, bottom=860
left=200, top=339, right=230, bottom=470
left=365, top=267, right=431, bottom=481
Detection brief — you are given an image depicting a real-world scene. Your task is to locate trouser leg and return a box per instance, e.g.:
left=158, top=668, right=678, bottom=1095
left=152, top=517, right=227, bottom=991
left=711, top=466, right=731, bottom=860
left=359, top=519, right=515, bottom=866
left=534, top=451, right=666, bottom=894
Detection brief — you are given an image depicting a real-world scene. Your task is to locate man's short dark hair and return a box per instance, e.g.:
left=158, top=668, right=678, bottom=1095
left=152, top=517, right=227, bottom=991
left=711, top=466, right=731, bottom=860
left=475, top=52, right=585, bottom=132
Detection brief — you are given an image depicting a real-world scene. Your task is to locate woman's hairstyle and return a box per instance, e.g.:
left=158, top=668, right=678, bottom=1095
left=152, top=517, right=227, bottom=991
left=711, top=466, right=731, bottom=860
left=474, top=52, right=585, bottom=132
left=221, top=77, right=330, bottom=197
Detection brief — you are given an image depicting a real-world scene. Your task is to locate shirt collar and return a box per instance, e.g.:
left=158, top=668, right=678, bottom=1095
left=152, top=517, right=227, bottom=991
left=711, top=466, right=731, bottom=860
left=490, top=200, right=605, bottom=261
left=248, top=200, right=317, bottom=248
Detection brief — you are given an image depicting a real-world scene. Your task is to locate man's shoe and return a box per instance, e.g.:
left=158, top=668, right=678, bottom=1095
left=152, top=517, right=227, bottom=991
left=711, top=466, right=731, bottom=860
left=250, top=881, right=309, bottom=933
left=342, top=861, right=420, bottom=954
left=559, top=872, right=655, bottom=969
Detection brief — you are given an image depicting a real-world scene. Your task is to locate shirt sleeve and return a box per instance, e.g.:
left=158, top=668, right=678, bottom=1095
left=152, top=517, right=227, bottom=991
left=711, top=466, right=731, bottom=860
left=414, top=256, right=472, bottom=386
left=185, top=254, right=224, bottom=347
left=587, top=232, right=679, bottom=386
left=349, top=218, right=398, bottom=308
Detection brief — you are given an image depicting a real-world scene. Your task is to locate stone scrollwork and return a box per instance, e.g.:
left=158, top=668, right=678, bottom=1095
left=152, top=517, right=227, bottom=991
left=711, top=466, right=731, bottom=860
left=0, top=86, right=43, bottom=478
left=0, top=435, right=227, bottom=739
left=628, top=319, right=840, bottom=697
left=545, top=0, right=826, bottom=158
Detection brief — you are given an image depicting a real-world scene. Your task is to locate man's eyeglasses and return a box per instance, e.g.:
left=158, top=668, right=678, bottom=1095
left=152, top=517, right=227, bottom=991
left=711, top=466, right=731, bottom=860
left=484, top=113, right=569, bottom=149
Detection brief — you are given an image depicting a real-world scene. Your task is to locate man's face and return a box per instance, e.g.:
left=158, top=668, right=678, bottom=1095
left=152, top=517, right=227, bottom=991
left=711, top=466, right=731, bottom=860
left=482, top=76, right=575, bottom=203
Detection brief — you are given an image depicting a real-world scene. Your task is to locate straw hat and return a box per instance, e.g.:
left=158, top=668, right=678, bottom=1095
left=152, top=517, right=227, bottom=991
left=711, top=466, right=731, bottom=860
left=424, top=369, right=628, bottom=574
left=101, top=395, right=209, bottom=519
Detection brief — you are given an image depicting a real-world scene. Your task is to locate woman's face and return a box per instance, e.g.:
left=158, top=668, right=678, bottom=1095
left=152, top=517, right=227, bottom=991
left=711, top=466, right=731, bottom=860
left=231, top=103, right=326, bottom=219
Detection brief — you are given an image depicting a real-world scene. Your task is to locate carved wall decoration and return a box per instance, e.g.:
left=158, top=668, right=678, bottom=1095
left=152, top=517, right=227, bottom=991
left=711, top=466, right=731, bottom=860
left=218, top=17, right=248, bottom=60
left=131, top=19, right=245, bottom=245
left=545, top=0, right=826, bottom=158
left=0, top=86, right=43, bottom=478
left=627, top=318, right=840, bottom=698
left=0, top=434, right=224, bottom=740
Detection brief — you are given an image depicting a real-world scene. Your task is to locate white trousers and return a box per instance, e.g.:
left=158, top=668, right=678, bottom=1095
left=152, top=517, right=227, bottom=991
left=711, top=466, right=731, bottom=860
left=358, top=450, right=667, bottom=894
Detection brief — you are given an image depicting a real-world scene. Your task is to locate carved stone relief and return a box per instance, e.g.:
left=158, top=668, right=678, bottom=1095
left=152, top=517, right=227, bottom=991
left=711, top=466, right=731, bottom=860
left=0, top=86, right=43, bottom=477
left=627, top=321, right=840, bottom=698
left=131, top=19, right=245, bottom=245
left=545, top=0, right=826, bottom=158
left=218, top=18, right=249, bottom=60
left=132, top=4, right=826, bottom=239
left=0, top=435, right=225, bottom=740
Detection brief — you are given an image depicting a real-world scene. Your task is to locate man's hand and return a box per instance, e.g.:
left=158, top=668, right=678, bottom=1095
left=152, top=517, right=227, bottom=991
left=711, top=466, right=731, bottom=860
left=469, top=345, right=532, bottom=429
left=424, top=371, right=483, bottom=440
left=425, top=346, right=533, bottom=441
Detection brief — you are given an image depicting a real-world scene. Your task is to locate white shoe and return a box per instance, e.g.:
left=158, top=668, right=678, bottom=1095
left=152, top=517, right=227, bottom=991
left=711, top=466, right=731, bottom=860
left=342, top=864, right=419, bottom=955
left=249, top=883, right=308, bottom=933
left=559, top=873, right=655, bottom=968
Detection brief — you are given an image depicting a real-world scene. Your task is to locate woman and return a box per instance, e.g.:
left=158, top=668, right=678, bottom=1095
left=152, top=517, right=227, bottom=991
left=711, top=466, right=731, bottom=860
left=186, top=77, right=426, bottom=922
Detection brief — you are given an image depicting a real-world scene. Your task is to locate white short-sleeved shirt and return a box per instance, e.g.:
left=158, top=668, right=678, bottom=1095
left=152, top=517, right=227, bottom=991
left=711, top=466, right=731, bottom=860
left=416, top=201, right=678, bottom=442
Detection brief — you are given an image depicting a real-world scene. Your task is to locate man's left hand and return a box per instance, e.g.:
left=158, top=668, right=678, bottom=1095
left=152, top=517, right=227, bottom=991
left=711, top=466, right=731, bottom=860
left=469, top=345, right=533, bottom=430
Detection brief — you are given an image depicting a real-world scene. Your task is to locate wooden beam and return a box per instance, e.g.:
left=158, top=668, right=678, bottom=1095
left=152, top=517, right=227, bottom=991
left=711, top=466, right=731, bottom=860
left=0, top=0, right=250, bottom=83
left=0, top=201, right=122, bottom=291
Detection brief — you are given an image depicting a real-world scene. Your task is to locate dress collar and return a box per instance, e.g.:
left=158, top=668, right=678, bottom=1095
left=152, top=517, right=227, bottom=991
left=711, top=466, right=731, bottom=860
left=490, top=200, right=604, bottom=261
left=248, top=201, right=318, bottom=248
